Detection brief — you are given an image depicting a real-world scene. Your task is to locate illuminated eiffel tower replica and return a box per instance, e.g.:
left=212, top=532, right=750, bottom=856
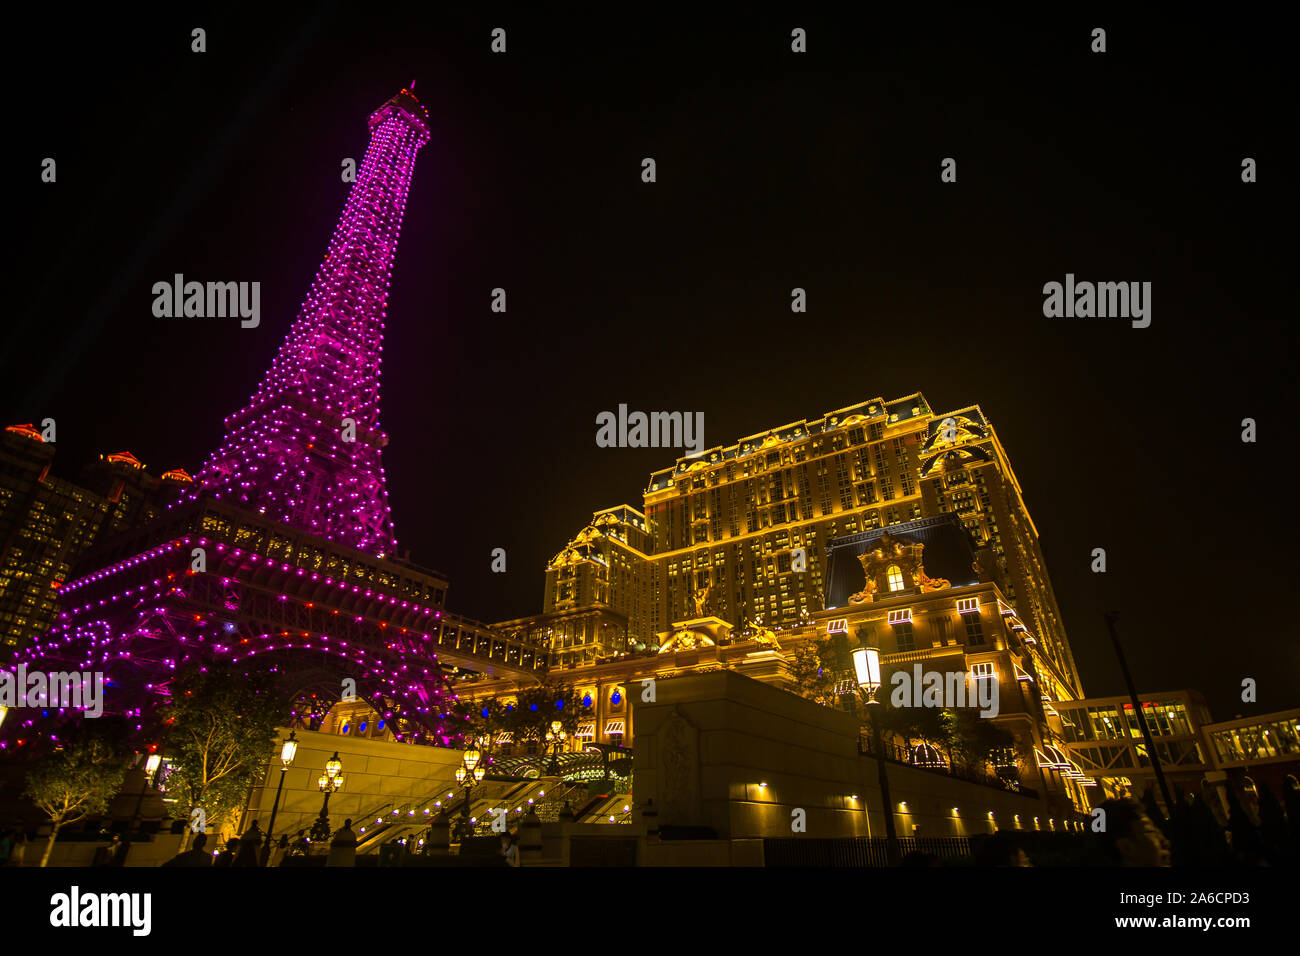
left=22, top=87, right=545, bottom=744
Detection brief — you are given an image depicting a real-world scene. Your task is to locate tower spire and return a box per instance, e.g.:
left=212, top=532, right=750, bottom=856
left=188, top=90, right=430, bottom=556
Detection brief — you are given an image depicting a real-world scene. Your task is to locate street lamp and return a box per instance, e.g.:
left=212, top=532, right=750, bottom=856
left=309, top=751, right=343, bottom=844
left=545, top=719, right=567, bottom=776
left=853, top=644, right=901, bottom=866
left=123, top=751, right=163, bottom=861
left=454, top=744, right=487, bottom=843
left=260, top=731, right=298, bottom=865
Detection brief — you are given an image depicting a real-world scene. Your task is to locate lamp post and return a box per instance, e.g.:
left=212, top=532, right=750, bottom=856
left=853, top=645, right=902, bottom=866
left=309, top=752, right=343, bottom=845
left=123, top=752, right=162, bottom=862
left=545, top=719, right=567, bottom=776
left=260, top=731, right=298, bottom=865
left=1104, top=611, right=1174, bottom=814
left=453, top=743, right=486, bottom=844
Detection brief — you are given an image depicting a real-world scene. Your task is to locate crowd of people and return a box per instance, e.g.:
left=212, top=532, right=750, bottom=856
left=956, top=773, right=1300, bottom=867
left=161, top=820, right=308, bottom=867
left=5, top=774, right=1296, bottom=868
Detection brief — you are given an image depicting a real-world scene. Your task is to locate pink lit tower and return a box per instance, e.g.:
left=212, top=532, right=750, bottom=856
left=190, top=87, right=430, bottom=556
left=13, top=89, right=546, bottom=751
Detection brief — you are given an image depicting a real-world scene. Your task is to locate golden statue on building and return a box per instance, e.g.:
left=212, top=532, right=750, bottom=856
left=746, top=615, right=781, bottom=650
left=691, top=584, right=712, bottom=619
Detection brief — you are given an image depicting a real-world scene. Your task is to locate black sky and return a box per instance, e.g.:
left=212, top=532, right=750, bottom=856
left=3, top=6, right=1295, bottom=720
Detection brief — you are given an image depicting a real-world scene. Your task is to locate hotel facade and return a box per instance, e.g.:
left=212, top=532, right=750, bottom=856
left=461, top=394, right=1095, bottom=819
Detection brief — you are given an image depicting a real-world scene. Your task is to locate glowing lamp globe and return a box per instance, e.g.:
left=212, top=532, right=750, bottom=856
left=853, top=646, right=882, bottom=695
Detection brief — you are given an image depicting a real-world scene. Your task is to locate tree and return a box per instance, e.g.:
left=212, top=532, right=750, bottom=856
left=452, top=697, right=511, bottom=759
left=790, top=638, right=843, bottom=709
left=160, top=662, right=284, bottom=849
left=24, top=718, right=130, bottom=867
left=506, top=683, right=585, bottom=744
left=456, top=684, right=586, bottom=761
left=943, top=708, right=1015, bottom=775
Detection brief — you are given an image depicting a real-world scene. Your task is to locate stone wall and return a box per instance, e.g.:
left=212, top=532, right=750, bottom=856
left=239, top=728, right=467, bottom=844
left=633, top=670, right=1054, bottom=840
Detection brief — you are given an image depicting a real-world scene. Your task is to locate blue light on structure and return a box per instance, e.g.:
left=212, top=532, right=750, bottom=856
left=529, top=703, right=538, bottom=712
left=583, top=693, right=593, bottom=708
left=611, top=691, right=622, bottom=705
left=482, top=707, right=490, bottom=718
left=342, top=724, right=350, bottom=734
left=556, top=699, right=564, bottom=709
left=378, top=720, right=386, bottom=730
left=359, top=721, right=367, bottom=733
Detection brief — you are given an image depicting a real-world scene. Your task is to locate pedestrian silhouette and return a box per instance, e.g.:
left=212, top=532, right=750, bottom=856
left=162, top=832, right=212, bottom=867
left=95, top=834, right=127, bottom=867
left=7, top=829, right=28, bottom=867
left=500, top=830, right=519, bottom=867
left=234, top=821, right=263, bottom=866
left=213, top=837, right=240, bottom=867
left=326, top=818, right=357, bottom=867
left=269, top=834, right=290, bottom=867
left=1283, top=774, right=1300, bottom=863
left=1097, top=798, right=1171, bottom=866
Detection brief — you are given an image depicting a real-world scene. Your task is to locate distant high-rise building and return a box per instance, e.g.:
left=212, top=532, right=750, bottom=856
left=495, top=505, right=653, bottom=667
left=0, top=425, right=189, bottom=651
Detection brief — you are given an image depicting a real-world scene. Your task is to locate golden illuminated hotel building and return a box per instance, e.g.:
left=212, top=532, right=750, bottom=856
left=469, top=394, right=1094, bottom=814
left=499, top=393, right=1079, bottom=694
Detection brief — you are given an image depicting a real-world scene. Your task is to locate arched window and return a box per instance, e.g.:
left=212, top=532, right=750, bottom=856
left=886, top=565, right=905, bottom=592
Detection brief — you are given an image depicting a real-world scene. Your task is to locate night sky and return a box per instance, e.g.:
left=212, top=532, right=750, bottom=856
left=4, top=6, right=1295, bottom=720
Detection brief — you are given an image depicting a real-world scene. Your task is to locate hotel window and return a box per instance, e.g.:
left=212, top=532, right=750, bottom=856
left=887, top=608, right=912, bottom=625
left=965, top=614, right=984, bottom=645
left=886, top=565, right=904, bottom=591
left=956, top=598, right=979, bottom=614
left=970, top=662, right=995, bottom=681
left=894, top=620, right=915, bottom=652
